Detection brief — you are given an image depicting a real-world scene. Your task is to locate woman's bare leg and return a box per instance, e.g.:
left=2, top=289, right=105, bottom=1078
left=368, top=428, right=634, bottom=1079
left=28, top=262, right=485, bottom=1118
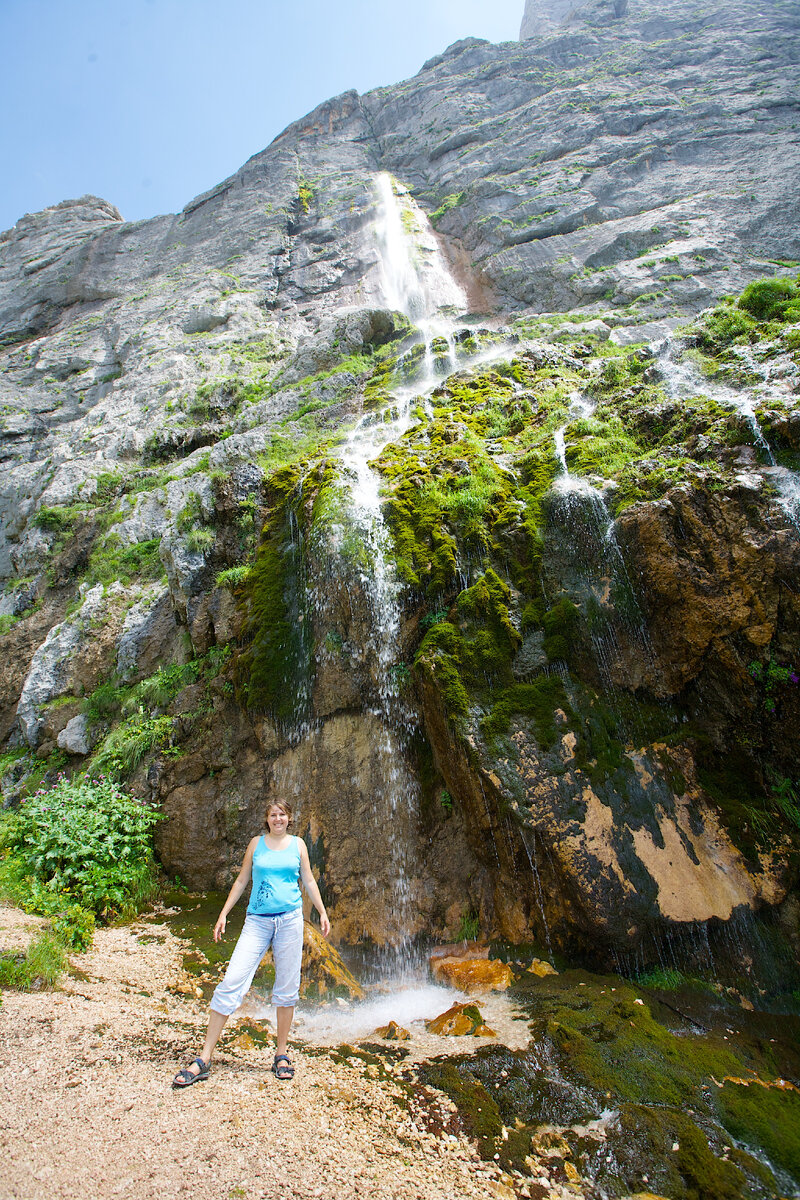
left=276, top=1005, right=294, bottom=1058
left=177, top=1009, right=228, bottom=1080
left=201, top=1009, right=228, bottom=1064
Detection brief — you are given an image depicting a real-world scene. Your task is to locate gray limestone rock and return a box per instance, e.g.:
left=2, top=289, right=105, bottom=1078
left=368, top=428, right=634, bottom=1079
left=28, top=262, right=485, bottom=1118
left=520, top=0, right=580, bottom=38
left=521, top=0, right=630, bottom=39
left=16, top=582, right=110, bottom=746
left=116, top=586, right=172, bottom=682
left=56, top=713, right=96, bottom=756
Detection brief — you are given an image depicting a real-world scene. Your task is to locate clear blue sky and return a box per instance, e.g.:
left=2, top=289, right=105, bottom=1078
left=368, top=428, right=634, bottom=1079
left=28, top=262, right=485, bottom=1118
left=0, top=0, right=523, bottom=233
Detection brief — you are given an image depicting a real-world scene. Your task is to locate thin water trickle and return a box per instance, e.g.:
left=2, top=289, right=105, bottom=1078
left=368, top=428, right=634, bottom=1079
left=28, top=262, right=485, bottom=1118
left=521, top=831, right=555, bottom=966
left=657, top=342, right=800, bottom=534
left=553, top=390, right=596, bottom=485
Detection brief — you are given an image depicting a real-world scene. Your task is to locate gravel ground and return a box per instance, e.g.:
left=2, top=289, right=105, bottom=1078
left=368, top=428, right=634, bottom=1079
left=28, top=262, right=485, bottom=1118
left=0, top=907, right=587, bottom=1200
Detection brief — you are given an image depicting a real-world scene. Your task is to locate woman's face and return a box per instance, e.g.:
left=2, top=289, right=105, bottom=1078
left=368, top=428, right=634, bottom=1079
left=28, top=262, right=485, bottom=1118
left=267, top=805, right=289, bottom=834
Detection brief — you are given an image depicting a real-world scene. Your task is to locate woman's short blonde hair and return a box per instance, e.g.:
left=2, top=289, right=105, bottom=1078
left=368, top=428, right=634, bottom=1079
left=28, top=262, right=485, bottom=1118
left=265, top=799, right=293, bottom=826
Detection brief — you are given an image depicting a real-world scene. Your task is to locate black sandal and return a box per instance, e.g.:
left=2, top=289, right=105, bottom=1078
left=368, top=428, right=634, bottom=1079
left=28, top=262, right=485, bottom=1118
left=172, top=1057, right=209, bottom=1088
left=271, top=1053, right=294, bottom=1080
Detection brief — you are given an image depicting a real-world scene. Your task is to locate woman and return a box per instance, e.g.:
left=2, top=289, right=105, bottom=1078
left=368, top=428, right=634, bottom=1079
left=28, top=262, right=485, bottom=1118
left=172, top=799, right=330, bottom=1086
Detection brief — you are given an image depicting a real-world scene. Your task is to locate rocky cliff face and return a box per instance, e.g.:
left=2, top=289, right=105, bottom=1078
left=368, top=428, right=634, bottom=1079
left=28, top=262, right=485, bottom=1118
left=521, top=0, right=629, bottom=40
left=1, top=0, right=798, bottom=970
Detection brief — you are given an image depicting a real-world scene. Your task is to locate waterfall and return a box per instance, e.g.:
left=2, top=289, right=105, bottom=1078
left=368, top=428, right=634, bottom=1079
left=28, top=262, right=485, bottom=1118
left=306, top=174, right=473, bottom=963
left=374, top=173, right=467, bottom=325
left=553, top=390, right=597, bottom=490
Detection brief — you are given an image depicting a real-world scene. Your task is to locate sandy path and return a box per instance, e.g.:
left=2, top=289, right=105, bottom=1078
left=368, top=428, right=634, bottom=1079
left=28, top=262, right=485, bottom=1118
left=0, top=910, right=570, bottom=1200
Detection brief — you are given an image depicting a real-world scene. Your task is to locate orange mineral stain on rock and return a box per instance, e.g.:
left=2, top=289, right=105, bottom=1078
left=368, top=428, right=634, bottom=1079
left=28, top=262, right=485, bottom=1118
left=301, top=921, right=364, bottom=1001
left=430, top=956, right=514, bottom=992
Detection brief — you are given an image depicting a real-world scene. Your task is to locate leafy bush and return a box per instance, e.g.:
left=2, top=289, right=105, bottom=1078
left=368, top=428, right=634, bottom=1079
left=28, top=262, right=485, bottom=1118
left=185, top=527, right=215, bottom=553
left=83, top=679, right=127, bottom=725
left=216, top=565, right=252, bottom=589
left=8, top=775, right=163, bottom=920
left=34, top=504, right=84, bottom=532
left=86, top=536, right=164, bottom=586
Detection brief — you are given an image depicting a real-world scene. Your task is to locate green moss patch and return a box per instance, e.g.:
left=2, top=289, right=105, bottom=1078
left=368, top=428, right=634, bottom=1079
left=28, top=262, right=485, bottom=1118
left=718, top=1081, right=800, bottom=1185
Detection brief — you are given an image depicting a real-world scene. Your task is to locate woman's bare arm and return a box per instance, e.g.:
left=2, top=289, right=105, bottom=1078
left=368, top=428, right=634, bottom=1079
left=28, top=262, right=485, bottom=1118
left=213, top=836, right=259, bottom=942
left=298, top=838, right=330, bottom=937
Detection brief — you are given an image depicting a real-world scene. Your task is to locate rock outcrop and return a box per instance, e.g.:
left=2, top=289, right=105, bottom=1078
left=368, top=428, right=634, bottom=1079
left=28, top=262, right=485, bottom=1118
left=0, top=0, right=798, bottom=972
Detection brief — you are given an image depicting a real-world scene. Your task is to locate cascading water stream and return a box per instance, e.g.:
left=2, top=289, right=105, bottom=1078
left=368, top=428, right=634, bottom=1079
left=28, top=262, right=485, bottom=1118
left=373, top=171, right=467, bottom=378
left=657, top=342, right=800, bottom=534
left=553, top=390, right=597, bottom=489
left=320, top=174, right=474, bottom=972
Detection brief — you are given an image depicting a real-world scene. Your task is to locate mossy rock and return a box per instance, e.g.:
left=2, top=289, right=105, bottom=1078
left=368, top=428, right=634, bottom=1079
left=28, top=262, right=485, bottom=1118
left=301, top=921, right=363, bottom=1002
left=417, top=1060, right=503, bottom=1158
left=718, top=1080, right=800, bottom=1187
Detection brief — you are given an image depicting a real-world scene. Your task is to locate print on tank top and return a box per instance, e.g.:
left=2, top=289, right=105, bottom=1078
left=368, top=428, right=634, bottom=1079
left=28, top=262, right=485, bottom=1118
left=253, top=876, right=275, bottom=911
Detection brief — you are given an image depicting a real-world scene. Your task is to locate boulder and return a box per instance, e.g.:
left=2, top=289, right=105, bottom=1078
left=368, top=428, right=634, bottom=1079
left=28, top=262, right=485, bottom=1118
left=430, top=956, right=514, bottom=993
left=425, top=1002, right=496, bottom=1037
left=374, top=1021, right=411, bottom=1041
left=528, top=958, right=558, bottom=978
left=56, top=713, right=96, bottom=756
left=301, top=920, right=363, bottom=1001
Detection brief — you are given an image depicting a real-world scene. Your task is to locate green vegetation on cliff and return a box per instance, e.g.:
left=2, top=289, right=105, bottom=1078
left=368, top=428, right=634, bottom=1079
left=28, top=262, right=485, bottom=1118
left=234, top=459, right=337, bottom=721
left=370, top=283, right=800, bottom=866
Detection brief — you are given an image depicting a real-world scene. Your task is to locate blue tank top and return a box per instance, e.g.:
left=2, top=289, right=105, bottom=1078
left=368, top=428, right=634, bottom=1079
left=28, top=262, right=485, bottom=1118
left=247, top=835, right=302, bottom=916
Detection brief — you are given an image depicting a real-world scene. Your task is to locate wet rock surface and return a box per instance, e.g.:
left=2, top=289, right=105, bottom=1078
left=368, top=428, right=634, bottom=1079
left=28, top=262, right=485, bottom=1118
left=421, top=967, right=800, bottom=1198
left=426, top=1002, right=497, bottom=1037
left=430, top=956, right=515, bottom=993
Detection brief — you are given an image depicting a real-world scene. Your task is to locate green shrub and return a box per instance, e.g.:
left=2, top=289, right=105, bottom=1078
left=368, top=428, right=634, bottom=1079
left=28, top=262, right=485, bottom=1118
left=738, top=277, right=799, bottom=321
left=50, top=903, right=95, bottom=951
left=93, top=472, right=124, bottom=502
left=8, top=774, right=163, bottom=920
left=86, top=536, right=164, bottom=586
left=129, top=661, right=200, bottom=711
left=216, top=565, right=253, bottom=589
left=34, top=504, right=84, bottom=533
left=185, top=527, right=215, bottom=553
left=83, top=679, right=127, bottom=725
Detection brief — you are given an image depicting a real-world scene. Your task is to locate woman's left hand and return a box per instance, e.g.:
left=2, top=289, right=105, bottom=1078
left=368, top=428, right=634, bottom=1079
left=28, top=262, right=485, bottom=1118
left=319, top=912, right=331, bottom=938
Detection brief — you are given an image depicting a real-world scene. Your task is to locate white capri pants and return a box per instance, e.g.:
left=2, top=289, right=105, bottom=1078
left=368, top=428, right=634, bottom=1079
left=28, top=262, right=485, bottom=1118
left=210, top=907, right=304, bottom=1015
